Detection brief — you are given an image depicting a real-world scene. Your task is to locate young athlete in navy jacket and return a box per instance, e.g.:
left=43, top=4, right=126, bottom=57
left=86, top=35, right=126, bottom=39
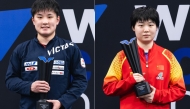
left=5, top=0, right=88, bottom=109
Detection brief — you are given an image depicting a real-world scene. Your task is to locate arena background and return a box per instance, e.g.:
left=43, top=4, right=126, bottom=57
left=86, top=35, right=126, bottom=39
left=0, top=0, right=94, bottom=109
left=95, top=0, right=190, bottom=109
left=1, top=0, right=190, bottom=109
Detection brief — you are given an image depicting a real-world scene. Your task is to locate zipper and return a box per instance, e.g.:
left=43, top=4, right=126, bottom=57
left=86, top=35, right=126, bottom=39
left=144, top=52, right=148, bottom=68
left=146, top=61, right=148, bottom=67
left=144, top=52, right=148, bottom=109
left=146, top=102, right=148, bottom=109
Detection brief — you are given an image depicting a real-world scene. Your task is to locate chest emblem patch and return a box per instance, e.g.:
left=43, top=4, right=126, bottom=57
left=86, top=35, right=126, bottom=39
left=81, top=58, right=86, bottom=68
left=156, top=72, right=164, bottom=80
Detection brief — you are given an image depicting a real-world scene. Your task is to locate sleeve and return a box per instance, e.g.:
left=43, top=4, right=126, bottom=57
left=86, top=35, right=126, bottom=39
left=5, top=46, right=32, bottom=95
left=58, top=44, right=88, bottom=109
left=103, top=51, right=136, bottom=96
left=153, top=51, right=186, bottom=104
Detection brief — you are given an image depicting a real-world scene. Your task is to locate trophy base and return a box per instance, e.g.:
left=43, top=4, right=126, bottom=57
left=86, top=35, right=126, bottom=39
left=36, top=99, right=53, bottom=109
left=135, top=81, right=151, bottom=97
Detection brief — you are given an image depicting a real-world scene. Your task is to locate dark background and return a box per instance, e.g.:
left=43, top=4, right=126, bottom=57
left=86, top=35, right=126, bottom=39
left=95, top=0, right=190, bottom=109
left=1, top=0, right=190, bottom=109
left=0, top=0, right=94, bottom=109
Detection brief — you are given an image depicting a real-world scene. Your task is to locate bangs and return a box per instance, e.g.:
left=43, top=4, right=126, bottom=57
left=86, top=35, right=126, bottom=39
left=130, top=7, right=159, bottom=28
left=31, top=0, right=60, bottom=17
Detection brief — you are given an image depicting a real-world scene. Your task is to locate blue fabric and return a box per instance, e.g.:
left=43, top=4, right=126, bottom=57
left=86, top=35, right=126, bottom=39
left=144, top=52, right=148, bottom=61
left=5, top=36, right=88, bottom=109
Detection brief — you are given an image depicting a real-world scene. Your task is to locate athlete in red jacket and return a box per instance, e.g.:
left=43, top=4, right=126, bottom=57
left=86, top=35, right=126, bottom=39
left=103, top=6, right=186, bottom=109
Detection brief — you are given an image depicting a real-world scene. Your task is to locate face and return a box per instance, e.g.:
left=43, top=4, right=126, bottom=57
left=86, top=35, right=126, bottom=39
left=32, top=10, right=60, bottom=38
left=132, top=20, right=158, bottom=44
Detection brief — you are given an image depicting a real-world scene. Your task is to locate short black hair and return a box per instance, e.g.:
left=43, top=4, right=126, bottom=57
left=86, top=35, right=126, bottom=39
left=130, top=6, right=160, bottom=28
left=31, top=0, right=60, bottom=17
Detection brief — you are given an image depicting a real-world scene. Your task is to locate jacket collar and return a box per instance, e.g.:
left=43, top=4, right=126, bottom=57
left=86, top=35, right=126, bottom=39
left=138, top=42, right=159, bottom=62
left=34, top=34, right=58, bottom=43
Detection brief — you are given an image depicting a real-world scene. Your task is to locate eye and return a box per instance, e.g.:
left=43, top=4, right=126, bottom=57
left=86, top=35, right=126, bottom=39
left=149, top=24, right=154, bottom=26
left=37, top=17, right=42, bottom=19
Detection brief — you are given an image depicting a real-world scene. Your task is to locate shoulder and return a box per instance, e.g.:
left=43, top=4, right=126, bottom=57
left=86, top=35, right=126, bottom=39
left=154, top=43, right=172, bottom=54
left=114, top=50, right=126, bottom=62
left=57, top=37, right=78, bottom=48
left=57, top=37, right=72, bottom=43
left=154, top=43, right=175, bottom=62
left=11, top=39, right=34, bottom=59
left=156, top=44, right=173, bottom=56
left=162, top=49, right=175, bottom=63
left=56, top=37, right=81, bottom=56
left=153, top=43, right=165, bottom=52
left=117, top=50, right=125, bottom=58
left=14, top=39, right=33, bottom=52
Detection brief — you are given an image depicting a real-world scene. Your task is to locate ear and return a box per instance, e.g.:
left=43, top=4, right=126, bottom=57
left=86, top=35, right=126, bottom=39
left=132, top=27, right=135, bottom=31
left=56, top=16, right=60, bottom=25
left=32, top=17, right=35, bottom=25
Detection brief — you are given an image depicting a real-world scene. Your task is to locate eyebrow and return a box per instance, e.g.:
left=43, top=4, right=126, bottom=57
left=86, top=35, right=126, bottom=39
left=138, top=21, right=144, bottom=23
left=36, top=14, right=53, bottom=16
left=137, top=21, right=154, bottom=23
left=36, top=13, right=42, bottom=16
left=148, top=21, right=154, bottom=23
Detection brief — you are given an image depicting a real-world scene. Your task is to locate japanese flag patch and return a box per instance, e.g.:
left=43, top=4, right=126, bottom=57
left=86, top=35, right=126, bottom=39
left=81, top=58, right=86, bottom=68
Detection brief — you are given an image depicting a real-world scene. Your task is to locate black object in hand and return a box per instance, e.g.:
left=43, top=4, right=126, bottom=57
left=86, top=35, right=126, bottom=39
left=36, top=56, right=54, bottom=109
left=120, top=38, right=151, bottom=97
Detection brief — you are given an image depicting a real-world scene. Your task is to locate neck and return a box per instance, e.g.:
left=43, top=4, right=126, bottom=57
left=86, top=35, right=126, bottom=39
left=37, top=33, right=55, bottom=45
left=137, top=40, right=154, bottom=52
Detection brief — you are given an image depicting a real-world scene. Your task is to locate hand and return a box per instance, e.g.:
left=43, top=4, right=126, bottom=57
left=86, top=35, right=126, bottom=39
left=31, top=81, right=50, bottom=93
left=133, top=73, right=145, bottom=82
left=47, top=100, right=62, bottom=109
left=139, top=85, right=156, bottom=103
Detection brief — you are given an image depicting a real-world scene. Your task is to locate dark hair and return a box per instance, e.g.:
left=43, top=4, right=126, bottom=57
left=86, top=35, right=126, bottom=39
left=130, top=6, right=160, bottom=28
left=31, top=0, right=60, bottom=17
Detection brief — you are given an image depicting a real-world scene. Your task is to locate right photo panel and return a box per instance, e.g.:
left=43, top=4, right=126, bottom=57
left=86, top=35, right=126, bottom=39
left=95, top=0, right=190, bottom=109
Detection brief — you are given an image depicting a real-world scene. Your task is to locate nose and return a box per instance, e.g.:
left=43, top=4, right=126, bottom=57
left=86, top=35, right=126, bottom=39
left=42, top=18, right=48, bottom=24
left=144, top=25, right=149, bottom=32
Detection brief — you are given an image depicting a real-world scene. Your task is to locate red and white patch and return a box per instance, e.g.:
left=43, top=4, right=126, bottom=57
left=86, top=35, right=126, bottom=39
left=51, top=71, right=64, bottom=75
left=52, top=65, right=64, bottom=70
left=81, top=58, right=86, bottom=68
left=25, top=66, right=37, bottom=71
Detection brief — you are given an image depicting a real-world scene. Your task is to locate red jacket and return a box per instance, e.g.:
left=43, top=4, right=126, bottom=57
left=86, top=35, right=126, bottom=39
left=103, top=43, right=186, bottom=109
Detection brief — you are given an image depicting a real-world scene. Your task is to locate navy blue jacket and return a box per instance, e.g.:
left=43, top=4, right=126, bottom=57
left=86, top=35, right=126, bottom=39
left=5, top=36, right=88, bottom=109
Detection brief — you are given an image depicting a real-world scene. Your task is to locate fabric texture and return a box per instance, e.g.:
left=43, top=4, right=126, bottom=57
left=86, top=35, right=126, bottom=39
left=103, top=42, right=186, bottom=109
left=5, top=36, right=87, bottom=109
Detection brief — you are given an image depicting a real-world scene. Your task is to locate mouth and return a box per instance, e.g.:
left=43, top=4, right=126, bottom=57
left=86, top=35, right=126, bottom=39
left=143, top=35, right=151, bottom=38
left=143, top=34, right=150, bottom=36
left=41, top=27, right=49, bottom=31
left=41, top=26, right=50, bottom=29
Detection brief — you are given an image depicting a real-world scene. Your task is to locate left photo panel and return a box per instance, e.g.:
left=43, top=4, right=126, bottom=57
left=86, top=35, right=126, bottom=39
left=0, top=0, right=94, bottom=109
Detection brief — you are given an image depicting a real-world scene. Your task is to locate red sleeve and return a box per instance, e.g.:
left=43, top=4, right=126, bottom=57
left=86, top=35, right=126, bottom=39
left=103, top=51, right=136, bottom=96
left=153, top=50, right=186, bottom=104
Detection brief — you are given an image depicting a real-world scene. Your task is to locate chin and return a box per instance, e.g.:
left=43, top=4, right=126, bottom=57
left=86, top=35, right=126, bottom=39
left=38, top=30, right=55, bottom=37
left=39, top=33, right=51, bottom=37
left=143, top=38, right=152, bottom=41
left=143, top=40, right=152, bottom=44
